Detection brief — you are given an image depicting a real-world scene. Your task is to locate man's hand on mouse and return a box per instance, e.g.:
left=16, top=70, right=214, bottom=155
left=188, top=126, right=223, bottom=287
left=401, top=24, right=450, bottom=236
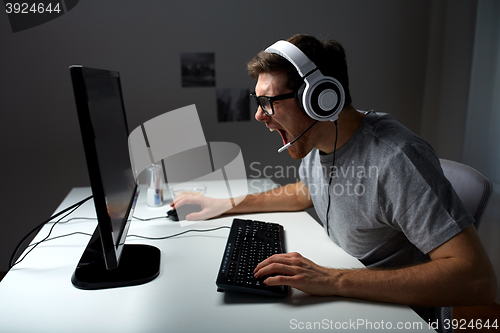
left=170, top=195, right=233, bottom=221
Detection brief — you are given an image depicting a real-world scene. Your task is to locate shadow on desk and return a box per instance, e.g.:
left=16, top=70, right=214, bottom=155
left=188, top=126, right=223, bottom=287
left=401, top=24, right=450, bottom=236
left=222, top=288, right=359, bottom=307
left=222, top=291, right=286, bottom=304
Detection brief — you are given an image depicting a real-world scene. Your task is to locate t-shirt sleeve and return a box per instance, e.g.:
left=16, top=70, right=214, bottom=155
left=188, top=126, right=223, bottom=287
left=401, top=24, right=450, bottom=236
left=377, top=143, right=474, bottom=254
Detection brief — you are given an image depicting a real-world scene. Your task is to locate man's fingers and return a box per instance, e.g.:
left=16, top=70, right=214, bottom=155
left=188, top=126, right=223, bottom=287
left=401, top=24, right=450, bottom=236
left=185, top=211, right=208, bottom=221
left=254, top=262, right=300, bottom=279
left=172, top=195, right=202, bottom=208
left=263, top=274, right=295, bottom=287
left=254, top=253, right=307, bottom=279
left=254, top=252, right=303, bottom=273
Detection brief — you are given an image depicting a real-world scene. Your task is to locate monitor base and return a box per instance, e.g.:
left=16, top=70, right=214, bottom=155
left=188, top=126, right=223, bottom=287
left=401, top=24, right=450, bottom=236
left=72, top=243, right=161, bottom=290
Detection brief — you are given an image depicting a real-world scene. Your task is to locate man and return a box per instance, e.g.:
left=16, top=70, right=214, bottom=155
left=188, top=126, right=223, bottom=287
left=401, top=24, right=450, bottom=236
left=172, top=35, right=496, bottom=315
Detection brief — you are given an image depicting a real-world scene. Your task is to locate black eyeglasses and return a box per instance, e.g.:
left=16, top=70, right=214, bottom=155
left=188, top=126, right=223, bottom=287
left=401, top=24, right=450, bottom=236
left=250, top=91, right=296, bottom=116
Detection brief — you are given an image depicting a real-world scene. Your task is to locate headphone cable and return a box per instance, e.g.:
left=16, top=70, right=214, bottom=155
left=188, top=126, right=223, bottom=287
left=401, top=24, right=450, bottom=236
left=325, top=120, right=338, bottom=237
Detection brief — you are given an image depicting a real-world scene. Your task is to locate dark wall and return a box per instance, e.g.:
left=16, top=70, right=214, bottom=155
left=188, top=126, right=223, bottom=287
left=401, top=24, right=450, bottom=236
left=0, top=0, right=434, bottom=271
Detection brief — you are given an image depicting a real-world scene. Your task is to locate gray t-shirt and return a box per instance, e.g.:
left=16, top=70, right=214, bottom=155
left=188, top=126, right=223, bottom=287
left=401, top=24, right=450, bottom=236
left=299, top=111, right=474, bottom=268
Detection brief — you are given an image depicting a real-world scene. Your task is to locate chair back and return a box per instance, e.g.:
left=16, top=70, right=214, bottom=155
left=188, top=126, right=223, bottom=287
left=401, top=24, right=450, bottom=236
left=439, top=159, right=493, bottom=229
left=434, top=159, right=493, bottom=333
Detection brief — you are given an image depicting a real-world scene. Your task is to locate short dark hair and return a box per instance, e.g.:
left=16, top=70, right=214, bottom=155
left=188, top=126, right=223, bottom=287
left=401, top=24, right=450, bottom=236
left=247, top=34, right=352, bottom=107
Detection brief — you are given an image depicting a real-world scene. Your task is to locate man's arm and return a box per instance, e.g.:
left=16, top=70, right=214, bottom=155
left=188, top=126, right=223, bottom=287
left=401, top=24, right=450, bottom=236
left=171, top=180, right=313, bottom=220
left=254, top=225, right=497, bottom=307
left=229, top=181, right=313, bottom=214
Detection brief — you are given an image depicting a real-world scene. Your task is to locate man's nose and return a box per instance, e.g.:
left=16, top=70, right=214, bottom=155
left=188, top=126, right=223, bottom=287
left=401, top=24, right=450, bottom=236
left=255, top=106, right=270, bottom=122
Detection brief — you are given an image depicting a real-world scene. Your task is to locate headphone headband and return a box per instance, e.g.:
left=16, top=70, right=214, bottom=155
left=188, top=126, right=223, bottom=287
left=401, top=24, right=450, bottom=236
left=265, top=40, right=316, bottom=78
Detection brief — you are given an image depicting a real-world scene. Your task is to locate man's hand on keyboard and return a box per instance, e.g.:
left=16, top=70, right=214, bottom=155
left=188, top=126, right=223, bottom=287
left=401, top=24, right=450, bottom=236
left=170, top=195, right=233, bottom=221
left=253, top=252, right=337, bottom=296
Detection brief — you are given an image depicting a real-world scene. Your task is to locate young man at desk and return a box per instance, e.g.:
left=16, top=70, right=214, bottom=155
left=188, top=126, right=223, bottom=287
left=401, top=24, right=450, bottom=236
left=172, top=34, right=497, bottom=319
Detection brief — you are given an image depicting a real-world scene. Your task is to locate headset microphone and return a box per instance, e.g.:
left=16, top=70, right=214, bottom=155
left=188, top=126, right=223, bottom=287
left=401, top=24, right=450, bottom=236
left=277, top=120, right=318, bottom=153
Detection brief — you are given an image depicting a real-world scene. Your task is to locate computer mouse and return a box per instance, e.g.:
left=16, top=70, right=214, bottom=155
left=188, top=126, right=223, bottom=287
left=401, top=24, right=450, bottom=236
left=167, top=209, right=179, bottom=221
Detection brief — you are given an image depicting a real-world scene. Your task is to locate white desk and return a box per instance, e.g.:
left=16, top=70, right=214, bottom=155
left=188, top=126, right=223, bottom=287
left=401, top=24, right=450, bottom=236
left=0, top=180, right=434, bottom=332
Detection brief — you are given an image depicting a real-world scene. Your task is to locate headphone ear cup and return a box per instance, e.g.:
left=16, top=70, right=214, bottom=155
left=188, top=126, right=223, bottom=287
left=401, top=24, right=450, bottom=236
left=302, top=74, right=345, bottom=121
left=296, top=83, right=307, bottom=114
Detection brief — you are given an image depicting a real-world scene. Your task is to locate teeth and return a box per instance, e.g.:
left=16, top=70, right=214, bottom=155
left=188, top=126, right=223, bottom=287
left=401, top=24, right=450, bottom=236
left=269, top=128, right=277, bottom=132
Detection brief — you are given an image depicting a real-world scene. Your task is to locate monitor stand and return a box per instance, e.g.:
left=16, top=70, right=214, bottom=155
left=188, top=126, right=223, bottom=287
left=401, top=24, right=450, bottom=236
left=71, top=228, right=161, bottom=290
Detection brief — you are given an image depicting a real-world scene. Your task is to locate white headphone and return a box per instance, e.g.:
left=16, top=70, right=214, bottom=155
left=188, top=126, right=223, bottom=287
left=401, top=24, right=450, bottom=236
left=265, top=40, right=345, bottom=122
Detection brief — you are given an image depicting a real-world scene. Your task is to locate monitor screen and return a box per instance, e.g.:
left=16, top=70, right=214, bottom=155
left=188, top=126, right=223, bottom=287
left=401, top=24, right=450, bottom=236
left=85, top=68, right=136, bottom=258
left=69, top=65, right=160, bottom=290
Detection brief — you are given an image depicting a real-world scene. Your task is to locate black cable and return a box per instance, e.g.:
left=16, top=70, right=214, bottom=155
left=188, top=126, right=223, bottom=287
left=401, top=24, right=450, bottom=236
left=10, top=197, right=91, bottom=269
left=53, top=215, right=170, bottom=224
left=127, top=226, right=231, bottom=240
left=10, top=208, right=229, bottom=268
left=26, top=232, right=94, bottom=247
left=19, top=226, right=230, bottom=253
left=9, top=195, right=93, bottom=269
left=54, top=217, right=97, bottom=224
left=132, top=215, right=174, bottom=222
left=325, top=120, right=338, bottom=237
left=54, top=214, right=172, bottom=224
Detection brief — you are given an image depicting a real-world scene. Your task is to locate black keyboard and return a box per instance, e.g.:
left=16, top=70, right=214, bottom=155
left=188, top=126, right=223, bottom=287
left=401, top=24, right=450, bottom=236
left=216, top=218, right=289, bottom=297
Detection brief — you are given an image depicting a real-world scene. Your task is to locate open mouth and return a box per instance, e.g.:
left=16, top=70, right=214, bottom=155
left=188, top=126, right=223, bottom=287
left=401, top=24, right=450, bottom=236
left=278, top=129, right=289, bottom=145
left=270, top=128, right=290, bottom=145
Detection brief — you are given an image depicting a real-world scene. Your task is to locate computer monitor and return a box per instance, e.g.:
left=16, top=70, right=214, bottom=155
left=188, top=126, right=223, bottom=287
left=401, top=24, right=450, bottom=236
left=69, top=65, right=160, bottom=290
